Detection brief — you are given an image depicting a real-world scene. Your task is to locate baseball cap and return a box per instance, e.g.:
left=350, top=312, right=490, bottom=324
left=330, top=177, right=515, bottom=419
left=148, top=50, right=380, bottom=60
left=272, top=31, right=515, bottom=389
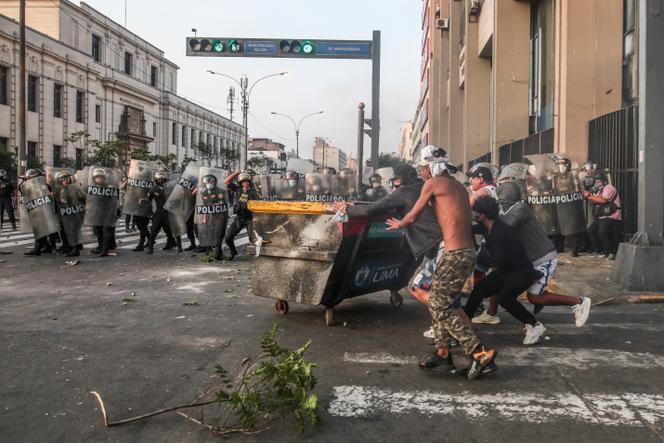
left=468, top=166, right=493, bottom=182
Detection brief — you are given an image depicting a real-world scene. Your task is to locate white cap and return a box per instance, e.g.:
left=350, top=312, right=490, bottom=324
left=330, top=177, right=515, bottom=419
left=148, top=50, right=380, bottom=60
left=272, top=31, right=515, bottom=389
left=420, top=145, right=450, bottom=166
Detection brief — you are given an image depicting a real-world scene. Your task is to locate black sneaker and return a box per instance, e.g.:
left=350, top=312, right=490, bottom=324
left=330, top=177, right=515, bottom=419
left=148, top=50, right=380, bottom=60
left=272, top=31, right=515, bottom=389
left=184, top=244, right=197, bottom=251
left=457, top=360, right=498, bottom=377
left=466, top=348, right=497, bottom=381
left=65, top=249, right=80, bottom=257
left=24, top=249, right=41, bottom=256
left=419, top=352, right=456, bottom=373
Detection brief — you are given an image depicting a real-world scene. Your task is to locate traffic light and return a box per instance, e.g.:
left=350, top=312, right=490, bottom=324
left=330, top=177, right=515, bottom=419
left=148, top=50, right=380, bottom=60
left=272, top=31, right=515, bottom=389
left=188, top=38, right=241, bottom=54
left=280, top=39, right=315, bottom=55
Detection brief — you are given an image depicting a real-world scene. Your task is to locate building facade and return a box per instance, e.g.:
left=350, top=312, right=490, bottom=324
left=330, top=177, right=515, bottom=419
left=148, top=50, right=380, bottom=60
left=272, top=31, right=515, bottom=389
left=248, top=137, right=286, bottom=171
left=0, top=0, right=244, bottom=170
left=397, top=120, right=415, bottom=161
left=414, top=0, right=623, bottom=170
left=312, top=136, right=347, bottom=172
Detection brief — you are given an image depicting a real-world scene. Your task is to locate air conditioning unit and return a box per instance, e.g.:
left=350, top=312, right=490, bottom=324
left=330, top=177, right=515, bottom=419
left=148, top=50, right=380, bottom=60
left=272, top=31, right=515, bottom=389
left=436, top=18, right=449, bottom=30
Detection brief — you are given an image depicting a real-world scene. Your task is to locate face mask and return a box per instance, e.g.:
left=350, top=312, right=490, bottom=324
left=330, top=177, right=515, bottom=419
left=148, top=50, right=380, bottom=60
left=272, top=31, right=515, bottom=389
left=288, top=179, right=297, bottom=187
left=205, top=183, right=214, bottom=190
left=371, top=182, right=380, bottom=189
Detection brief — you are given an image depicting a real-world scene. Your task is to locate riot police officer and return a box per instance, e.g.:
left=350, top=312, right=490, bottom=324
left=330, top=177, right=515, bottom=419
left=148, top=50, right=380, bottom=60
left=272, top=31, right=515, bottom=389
left=224, top=170, right=259, bottom=260
left=140, top=170, right=178, bottom=254
left=364, top=173, right=388, bottom=202
left=0, top=168, right=16, bottom=230
left=193, top=174, right=228, bottom=261
left=21, top=168, right=57, bottom=255
left=54, top=171, right=86, bottom=257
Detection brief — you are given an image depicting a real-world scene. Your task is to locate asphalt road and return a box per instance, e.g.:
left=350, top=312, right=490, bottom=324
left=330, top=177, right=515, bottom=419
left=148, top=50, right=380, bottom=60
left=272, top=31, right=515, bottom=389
left=1, top=247, right=663, bottom=443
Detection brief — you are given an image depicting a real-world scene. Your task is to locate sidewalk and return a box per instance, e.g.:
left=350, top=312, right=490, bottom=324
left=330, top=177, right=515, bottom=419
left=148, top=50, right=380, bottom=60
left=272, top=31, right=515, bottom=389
left=545, top=252, right=651, bottom=304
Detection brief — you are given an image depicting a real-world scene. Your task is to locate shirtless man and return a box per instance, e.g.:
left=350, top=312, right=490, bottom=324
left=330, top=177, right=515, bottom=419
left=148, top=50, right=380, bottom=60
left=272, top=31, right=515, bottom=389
left=386, top=145, right=497, bottom=381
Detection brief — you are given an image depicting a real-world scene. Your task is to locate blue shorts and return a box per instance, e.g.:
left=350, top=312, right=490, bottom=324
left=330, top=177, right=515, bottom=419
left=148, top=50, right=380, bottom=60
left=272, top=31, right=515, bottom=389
left=527, top=258, right=558, bottom=295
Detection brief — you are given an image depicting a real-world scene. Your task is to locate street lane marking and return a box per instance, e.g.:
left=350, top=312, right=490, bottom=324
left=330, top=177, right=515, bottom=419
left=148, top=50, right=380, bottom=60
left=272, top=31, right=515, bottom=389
left=329, top=386, right=664, bottom=427
left=344, top=347, right=664, bottom=369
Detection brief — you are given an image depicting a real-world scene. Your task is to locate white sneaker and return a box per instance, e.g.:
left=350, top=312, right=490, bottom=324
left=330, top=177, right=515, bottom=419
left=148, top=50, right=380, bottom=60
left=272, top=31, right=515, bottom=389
left=572, top=297, right=592, bottom=327
left=472, top=310, right=502, bottom=325
left=523, top=322, right=546, bottom=345
left=423, top=327, right=435, bottom=339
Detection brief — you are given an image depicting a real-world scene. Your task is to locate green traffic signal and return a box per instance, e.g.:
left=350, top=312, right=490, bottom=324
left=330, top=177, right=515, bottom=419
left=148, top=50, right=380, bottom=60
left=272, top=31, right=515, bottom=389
left=302, top=40, right=315, bottom=54
left=228, top=39, right=242, bottom=53
left=212, top=39, right=224, bottom=52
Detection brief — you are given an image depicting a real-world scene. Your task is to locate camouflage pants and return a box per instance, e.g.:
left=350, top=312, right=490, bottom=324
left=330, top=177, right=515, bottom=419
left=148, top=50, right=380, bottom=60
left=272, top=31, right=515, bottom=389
left=429, top=248, right=480, bottom=355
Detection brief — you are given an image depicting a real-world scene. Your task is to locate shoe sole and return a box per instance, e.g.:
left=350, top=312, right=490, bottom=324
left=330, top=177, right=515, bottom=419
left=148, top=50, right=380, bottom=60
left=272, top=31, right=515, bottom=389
left=471, top=318, right=502, bottom=325
left=523, top=327, right=547, bottom=345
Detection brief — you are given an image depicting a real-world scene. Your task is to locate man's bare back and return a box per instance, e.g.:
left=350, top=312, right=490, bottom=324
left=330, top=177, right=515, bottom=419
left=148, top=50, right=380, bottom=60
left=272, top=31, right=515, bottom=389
left=386, top=173, right=473, bottom=251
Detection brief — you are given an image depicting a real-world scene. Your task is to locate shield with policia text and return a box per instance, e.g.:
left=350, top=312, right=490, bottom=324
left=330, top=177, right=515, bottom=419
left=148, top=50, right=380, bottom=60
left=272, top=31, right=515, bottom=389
left=84, top=167, right=120, bottom=227
left=551, top=154, right=587, bottom=236
left=18, top=176, right=61, bottom=239
left=524, top=154, right=560, bottom=236
left=164, top=165, right=199, bottom=222
left=163, top=179, right=188, bottom=237
left=55, top=182, right=86, bottom=246
left=123, top=159, right=156, bottom=217
left=195, top=167, right=228, bottom=247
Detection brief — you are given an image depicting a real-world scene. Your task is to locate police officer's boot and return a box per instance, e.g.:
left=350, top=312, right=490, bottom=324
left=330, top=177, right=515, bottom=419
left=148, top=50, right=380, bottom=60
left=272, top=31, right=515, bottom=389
left=133, top=235, right=146, bottom=252
left=24, top=242, right=41, bottom=256
left=184, top=236, right=197, bottom=251
left=214, top=245, right=224, bottom=261
left=66, top=247, right=80, bottom=257
left=162, top=236, right=176, bottom=250
left=145, top=241, right=154, bottom=254
left=176, top=238, right=183, bottom=253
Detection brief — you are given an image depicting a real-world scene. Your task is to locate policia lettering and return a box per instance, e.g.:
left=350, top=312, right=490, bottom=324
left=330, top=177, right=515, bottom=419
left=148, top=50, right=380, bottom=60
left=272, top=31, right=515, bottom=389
left=527, top=192, right=584, bottom=205
left=177, top=177, right=196, bottom=191
left=25, top=195, right=54, bottom=211
left=196, top=205, right=228, bottom=214
left=126, top=178, right=152, bottom=189
left=59, top=204, right=86, bottom=217
left=87, top=186, right=120, bottom=197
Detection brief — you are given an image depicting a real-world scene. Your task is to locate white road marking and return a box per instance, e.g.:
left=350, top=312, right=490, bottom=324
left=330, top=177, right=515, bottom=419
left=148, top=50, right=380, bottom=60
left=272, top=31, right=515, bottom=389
left=329, top=385, right=664, bottom=427
left=344, top=347, right=664, bottom=369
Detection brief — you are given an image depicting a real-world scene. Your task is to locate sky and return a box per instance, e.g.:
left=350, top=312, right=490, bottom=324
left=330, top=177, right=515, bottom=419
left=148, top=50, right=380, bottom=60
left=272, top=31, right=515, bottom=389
left=82, top=0, right=422, bottom=161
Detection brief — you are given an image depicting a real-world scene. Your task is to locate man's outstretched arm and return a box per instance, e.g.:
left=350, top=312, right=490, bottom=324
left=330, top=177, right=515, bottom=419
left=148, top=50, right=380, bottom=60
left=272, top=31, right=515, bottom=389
left=386, top=180, right=434, bottom=230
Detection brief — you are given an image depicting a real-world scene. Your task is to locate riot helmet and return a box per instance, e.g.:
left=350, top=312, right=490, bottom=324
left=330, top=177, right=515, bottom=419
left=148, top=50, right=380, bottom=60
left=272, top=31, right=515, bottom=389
left=322, top=167, right=336, bottom=175
left=153, top=170, right=168, bottom=184
left=202, top=174, right=217, bottom=190
left=369, top=173, right=383, bottom=188
left=555, top=157, right=572, bottom=174
left=245, top=168, right=257, bottom=178
left=55, top=171, right=72, bottom=185
left=26, top=168, right=42, bottom=178
left=0, top=168, right=6, bottom=179
left=582, top=161, right=597, bottom=173
left=238, top=171, right=252, bottom=190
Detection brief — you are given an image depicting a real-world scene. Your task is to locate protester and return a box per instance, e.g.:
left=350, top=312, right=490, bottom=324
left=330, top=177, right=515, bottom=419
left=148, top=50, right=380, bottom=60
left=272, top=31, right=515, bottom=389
left=463, top=197, right=547, bottom=346
left=386, top=146, right=497, bottom=381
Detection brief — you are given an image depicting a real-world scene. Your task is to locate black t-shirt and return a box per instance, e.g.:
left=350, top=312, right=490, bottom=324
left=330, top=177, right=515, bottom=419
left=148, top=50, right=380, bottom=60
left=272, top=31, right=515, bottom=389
left=484, top=219, right=542, bottom=279
left=0, top=179, right=15, bottom=198
left=229, top=183, right=259, bottom=220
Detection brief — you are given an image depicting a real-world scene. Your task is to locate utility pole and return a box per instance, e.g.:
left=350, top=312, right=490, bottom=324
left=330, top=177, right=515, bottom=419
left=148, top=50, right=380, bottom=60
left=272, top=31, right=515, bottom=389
left=370, top=30, right=381, bottom=168
left=241, top=75, right=249, bottom=170
left=356, top=102, right=365, bottom=193
left=18, top=0, right=26, bottom=177
left=227, top=86, right=235, bottom=121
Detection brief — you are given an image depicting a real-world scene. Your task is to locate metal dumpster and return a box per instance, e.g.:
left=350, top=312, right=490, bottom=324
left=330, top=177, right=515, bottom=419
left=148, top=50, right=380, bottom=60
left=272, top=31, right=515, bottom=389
left=248, top=201, right=417, bottom=325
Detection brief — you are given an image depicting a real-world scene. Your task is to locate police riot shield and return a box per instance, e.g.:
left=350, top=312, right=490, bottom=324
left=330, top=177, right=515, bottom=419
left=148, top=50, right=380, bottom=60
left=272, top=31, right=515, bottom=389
left=274, top=175, right=305, bottom=201
left=375, top=167, right=395, bottom=191
left=164, top=165, right=198, bottom=222
left=55, top=182, right=86, bottom=246
left=123, top=159, right=155, bottom=217
left=337, top=168, right=358, bottom=200
left=18, top=194, right=32, bottom=233
left=252, top=174, right=276, bottom=201
left=304, top=173, right=342, bottom=202
left=524, top=155, right=560, bottom=236
left=163, top=180, right=188, bottom=237
left=195, top=167, right=228, bottom=247
left=18, top=176, right=61, bottom=239
left=552, top=154, right=586, bottom=236
left=84, top=167, right=120, bottom=227
left=498, top=163, right=529, bottom=184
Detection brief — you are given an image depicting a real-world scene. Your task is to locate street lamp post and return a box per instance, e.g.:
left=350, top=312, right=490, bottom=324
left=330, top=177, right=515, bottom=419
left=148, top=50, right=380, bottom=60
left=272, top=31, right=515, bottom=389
left=207, top=70, right=287, bottom=169
left=270, top=110, right=324, bottom=159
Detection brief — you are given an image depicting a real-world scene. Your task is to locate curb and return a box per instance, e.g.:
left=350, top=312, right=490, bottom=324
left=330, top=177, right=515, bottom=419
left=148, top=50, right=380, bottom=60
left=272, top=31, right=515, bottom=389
left=627, top=294, right=664, bottom=304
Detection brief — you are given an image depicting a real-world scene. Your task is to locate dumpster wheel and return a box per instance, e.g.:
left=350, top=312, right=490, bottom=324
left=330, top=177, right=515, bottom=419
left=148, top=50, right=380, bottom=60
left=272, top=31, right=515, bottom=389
left=275, top=300, right=289, bottom=315
left=390, top=291, right=404, bottom=308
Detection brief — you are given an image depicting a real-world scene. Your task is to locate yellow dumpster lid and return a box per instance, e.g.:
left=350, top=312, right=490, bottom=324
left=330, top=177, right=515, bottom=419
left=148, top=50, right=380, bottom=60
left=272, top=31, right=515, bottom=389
left=248, top=201, right=331, bottom=215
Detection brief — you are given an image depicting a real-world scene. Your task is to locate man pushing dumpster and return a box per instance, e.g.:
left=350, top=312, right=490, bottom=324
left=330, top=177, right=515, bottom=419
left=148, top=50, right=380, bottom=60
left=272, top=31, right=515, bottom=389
left=385, top=145, right=498, bottom=381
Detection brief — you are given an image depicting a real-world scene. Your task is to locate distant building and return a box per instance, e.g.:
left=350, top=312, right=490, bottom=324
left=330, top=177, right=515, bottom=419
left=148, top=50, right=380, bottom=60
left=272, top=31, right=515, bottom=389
left=397, top=121, right=415, bottom=161
left=0, top=0, right=244, bottom=170
left=248, top=137, right=286, bottom=171
left=346, top=157, right=358, bottom=172
left=312, top=137, right=347, bottom=171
